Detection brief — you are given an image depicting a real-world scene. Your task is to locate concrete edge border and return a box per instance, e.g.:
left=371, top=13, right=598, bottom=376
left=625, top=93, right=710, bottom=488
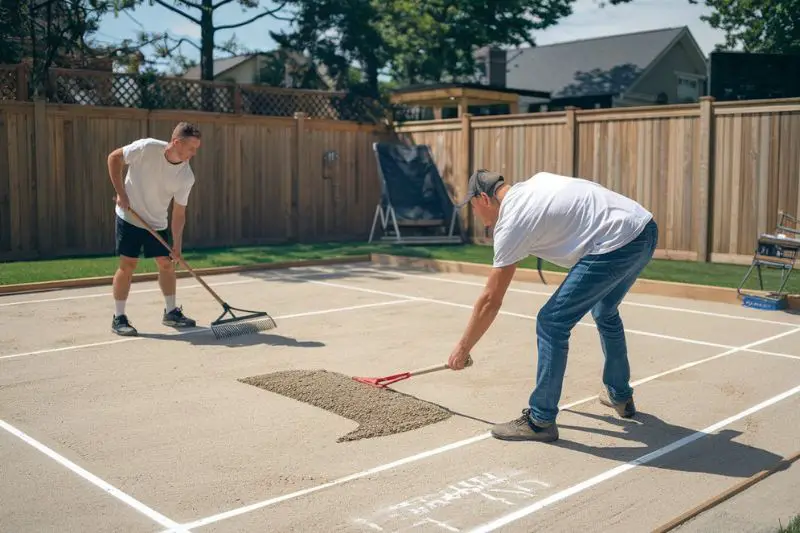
left=0, top=255, right=372, bottom=296
left=368, top=253, right=782, bottom=307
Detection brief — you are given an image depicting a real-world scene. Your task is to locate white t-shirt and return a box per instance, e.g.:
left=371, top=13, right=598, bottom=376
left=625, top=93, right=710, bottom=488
left=492, top=172, right=653, bottom=269
left=114, top=138, right=195, bottom=231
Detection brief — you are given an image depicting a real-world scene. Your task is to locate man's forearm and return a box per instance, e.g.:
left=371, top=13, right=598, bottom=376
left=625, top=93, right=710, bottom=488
left=456, top=291, right=502, bottom=352
left=171, top=215, right=185, bottom=250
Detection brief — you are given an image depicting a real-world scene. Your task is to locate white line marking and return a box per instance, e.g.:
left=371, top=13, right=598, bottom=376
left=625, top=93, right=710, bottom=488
left=0, top=299, right=415, bottom=361
left=171, top=328, right=800, bottom=531
left=0, top=278, right=268, bottom=307
left=171, top=433, right=492, bottom=531
left=360, top=266, right=800, bottom=328
left=467, top=382, right=800, bottom=533
left=288, top=275, right=800, bottom=361
left=0, top=419, right=188, bottom=532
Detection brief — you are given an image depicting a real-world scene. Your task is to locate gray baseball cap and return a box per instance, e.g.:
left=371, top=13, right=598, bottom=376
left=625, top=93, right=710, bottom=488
left=455, top=169, right=505, bottom=207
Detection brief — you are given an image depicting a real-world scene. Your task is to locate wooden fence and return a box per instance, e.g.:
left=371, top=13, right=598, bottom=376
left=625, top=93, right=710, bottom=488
left=394, top=96, right=800, bottom=265
left=0, top=100, right=393, bottom=261
left=3, top=94, right=800, bottom=264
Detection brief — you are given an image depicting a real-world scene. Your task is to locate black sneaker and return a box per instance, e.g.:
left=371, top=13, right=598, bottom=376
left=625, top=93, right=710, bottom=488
left=490, top=408, right=559, bottom=442
left=162, top=306, right=197, bottom=328
left=112, top=314, right=138, bottom=336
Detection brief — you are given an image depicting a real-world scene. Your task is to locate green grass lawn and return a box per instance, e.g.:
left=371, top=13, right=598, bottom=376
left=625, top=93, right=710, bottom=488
left=1, top=241, right=798, bottom=294
left=779, top=515, right=800, bottom=533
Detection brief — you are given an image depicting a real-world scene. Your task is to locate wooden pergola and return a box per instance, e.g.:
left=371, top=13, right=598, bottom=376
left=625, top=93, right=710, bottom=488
left=389, top=83, right=550, bottom=118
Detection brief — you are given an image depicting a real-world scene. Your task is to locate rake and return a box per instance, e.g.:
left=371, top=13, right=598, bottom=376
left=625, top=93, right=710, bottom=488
left=125, top=207, right=277, bottom=339
left=353, top=356, right=473, bottom=388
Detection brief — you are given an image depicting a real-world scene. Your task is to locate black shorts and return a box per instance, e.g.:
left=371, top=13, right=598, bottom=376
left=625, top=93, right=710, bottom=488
left=115, top=215, right=171, bottom=259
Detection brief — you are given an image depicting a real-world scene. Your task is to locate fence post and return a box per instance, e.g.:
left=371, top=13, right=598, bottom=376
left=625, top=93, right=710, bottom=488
left=291, top=111, right=307, bottom=242
left=460, top=111, right=473, bottom=239
left=564, top=106, right=578, bottom=175
left=16, top=64, right=28, bottom=101
left=697, top=96, right=715, bottom=262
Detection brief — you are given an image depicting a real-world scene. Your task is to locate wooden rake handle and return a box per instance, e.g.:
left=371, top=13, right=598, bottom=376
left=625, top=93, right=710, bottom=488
left=414, top=355, right=474, bottom=376
left=124, top=207, right=227, bottom=307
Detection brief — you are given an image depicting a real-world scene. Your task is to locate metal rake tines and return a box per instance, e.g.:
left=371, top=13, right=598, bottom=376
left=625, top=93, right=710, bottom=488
left=210, top=317, right=277, bottom=339
left=210, top=305, right=277, bottom=340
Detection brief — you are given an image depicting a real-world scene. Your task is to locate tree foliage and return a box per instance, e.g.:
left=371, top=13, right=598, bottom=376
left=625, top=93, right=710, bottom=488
left=116, top=0, right=290, bottom=79
left=0, top=0, right=144, bottom=94
left=270, top=0, right=634, bottom=97
left=690, top=0, right=800, bottom=54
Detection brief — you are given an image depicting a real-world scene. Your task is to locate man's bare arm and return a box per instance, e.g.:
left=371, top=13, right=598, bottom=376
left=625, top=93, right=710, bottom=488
left=107, top=148, right=129, bottom=209
left=171, top=202, right=187, bottom=259
left=448, top=263, right=517, bottom=369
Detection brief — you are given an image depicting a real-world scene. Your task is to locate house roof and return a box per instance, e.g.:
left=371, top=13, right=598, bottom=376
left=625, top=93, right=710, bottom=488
left=181, top=55, right=255, bottom=80
left=505, top=27, right=688, bottom=97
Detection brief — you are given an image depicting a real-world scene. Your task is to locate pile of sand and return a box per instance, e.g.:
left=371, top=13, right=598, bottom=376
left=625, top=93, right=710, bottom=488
left=239, top=369, right=452, bottom=442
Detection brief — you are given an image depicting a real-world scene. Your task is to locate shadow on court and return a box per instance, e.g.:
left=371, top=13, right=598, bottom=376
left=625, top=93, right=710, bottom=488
left=554, top=408, right=785, bottom=478
left=138, top=330, right=326, bottom=348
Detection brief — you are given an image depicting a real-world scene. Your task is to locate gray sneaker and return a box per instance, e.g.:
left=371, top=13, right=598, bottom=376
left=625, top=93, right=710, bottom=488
left=162, top=306, right=196, bottom=328
left=112, top=314, right=138, bottom=336
left=490, top=409, right=559, bottom=442
left=598, top=387, right=636, bottom=418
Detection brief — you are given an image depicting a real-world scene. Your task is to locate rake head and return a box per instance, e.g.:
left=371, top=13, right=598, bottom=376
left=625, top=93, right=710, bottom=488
left=210, top=304, right=277, bottom=340
left=352, top=372, right=410, bottom=388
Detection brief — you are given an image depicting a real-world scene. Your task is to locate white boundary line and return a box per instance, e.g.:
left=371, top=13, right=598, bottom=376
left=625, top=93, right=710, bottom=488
left=0, top=419, right=189, bottom=532
left=468, top=381, right=800, bottom=532
left=290, top=275, right=800, bottom=362
left=168, top=326, right=800, bottom=531
left=355, top=266, right=800, bottom=328
left=0, top=299, right=416, bottom=361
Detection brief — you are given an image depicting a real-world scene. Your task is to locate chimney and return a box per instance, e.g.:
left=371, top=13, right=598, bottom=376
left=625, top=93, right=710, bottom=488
left=487, top=48, right=506, bottom=87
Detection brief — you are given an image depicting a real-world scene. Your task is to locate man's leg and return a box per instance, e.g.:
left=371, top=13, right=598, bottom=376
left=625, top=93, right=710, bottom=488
left=490, top=255, right=625, bottom=442
left=490, top=219, right=658, bottom=441
left=593, top=219, right=659, bottom=416
left=144, top=229, right=196, bottom=328
left=112, top=217, right=141, bottom=336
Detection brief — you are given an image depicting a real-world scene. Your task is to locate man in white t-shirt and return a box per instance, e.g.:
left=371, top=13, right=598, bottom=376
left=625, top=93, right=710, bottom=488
left=447, top=169, right=658, bottom=442
left=106, top=122, right=201, bottom=336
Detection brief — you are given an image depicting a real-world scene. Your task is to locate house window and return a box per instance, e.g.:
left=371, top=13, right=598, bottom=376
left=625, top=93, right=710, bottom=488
left=677, top=73, right=703, bottom=102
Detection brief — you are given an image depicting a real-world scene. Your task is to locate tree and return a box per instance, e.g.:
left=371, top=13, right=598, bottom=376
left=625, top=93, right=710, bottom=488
left=120, top=0, right=290, bottom=79
left=689, top=0, right=800, bottom=54
left=0, top=0, right=143, bottom=94
left=270, top=0, right=391, bottom=95
left=271, top=0, right=635, bottom=97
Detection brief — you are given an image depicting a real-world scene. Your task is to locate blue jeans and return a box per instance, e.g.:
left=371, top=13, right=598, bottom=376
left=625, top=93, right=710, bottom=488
left=528, top=218, right=659, bottom=425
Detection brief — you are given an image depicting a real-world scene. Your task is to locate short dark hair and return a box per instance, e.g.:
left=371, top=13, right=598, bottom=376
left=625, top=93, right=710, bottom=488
left=172, top=122, right=201, bottom=140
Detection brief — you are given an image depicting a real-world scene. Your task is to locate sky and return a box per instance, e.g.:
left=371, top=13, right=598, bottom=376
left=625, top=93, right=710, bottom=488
left=95, top=0, right=731, bottom=72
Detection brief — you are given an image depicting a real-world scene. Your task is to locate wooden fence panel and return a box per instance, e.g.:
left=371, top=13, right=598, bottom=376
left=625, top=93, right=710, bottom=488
left=576, top=106, right=703, bottom=260
left=471, top=114, right=569, bottom=240
left=148, top=111, right=297, bottom=248
left=0, top=102, right=390, bottom=261
left=297, top=119, right=388, bottom=242
left=711, top=103, right=800, bottom=263
left=45, top=105, right=149, bottom=257
left=0, top=103, right=36, bottom=260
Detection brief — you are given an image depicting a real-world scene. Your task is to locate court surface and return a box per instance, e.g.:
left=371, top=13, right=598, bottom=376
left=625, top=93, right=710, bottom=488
left=1, top=260, right=799, bottom=533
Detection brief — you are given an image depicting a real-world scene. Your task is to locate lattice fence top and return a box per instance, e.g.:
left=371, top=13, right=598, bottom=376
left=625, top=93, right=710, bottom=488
left=0, top=67, right=18, bottom=101
left=43, top=67, right=385, bottom=123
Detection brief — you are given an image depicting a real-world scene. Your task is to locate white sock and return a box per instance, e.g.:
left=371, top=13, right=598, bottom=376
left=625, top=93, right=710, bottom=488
left=115, top=300, right=126, bottom=317
left=165, top=294, right=176, bottom=312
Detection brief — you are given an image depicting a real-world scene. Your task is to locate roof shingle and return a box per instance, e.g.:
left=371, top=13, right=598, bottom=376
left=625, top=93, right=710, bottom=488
left=505, top=27, right=686, bottom=97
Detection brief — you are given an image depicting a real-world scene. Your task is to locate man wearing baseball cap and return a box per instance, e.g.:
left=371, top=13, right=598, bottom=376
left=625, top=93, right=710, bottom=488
left=447, top=169, right=658, bottom=443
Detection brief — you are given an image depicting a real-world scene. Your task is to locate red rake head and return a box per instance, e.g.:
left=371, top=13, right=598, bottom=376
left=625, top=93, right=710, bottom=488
left=352, top=372, right=411, bottom=388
